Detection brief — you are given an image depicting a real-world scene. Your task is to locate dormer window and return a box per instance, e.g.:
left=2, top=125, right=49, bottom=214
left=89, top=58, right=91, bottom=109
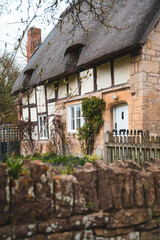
left=64, top=44, right=84, bottom=57
left=64, top=44, right=84, bottom=72
left=23, top=69, right=34, bottom=89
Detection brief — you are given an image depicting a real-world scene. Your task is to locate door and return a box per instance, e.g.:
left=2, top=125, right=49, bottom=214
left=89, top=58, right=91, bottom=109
left=113, top=104, right=128, bottom=132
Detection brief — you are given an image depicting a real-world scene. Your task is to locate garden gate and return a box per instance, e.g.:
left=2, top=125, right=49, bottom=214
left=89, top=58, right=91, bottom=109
left=0, top=125, right=21, bottom=162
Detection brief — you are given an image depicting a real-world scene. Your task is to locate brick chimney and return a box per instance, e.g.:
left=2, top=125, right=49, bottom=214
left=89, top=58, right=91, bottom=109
left=27, top=27, right=41, bottom=62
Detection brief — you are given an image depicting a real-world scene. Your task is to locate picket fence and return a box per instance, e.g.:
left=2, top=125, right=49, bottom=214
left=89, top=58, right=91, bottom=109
left=105, top=130, right=160, bottom=164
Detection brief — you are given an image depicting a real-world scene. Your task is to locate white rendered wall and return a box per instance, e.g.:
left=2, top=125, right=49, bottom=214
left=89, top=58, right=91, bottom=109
left=58, top=78, right=67, bottom=99
left=36, top=86, right=46, bottom=113
left=47, top=102, right=56, bottom=116
left=30, top=107, right=37, bottom=122
left=68, top=74, right=79, bottom=96
left=48, top=116, right=54, bottom=139
left=29, top=89, right=36, bottom=104
left=46, top=83, right=55, bottom=100
left=22, top=94, right=28, bottom=105
left=80, top=69, right=94, bottom=95
left=97, top=62, right=111, bottom=90
left=22, top=107, right=29, bottom=120
left=114, top=55, right=130, bottom=85
left=32, top=125, right=38, bottom=140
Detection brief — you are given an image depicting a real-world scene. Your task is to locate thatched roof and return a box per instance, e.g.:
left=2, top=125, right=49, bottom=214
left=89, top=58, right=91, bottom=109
left=12, top=0, right=160, bottom=94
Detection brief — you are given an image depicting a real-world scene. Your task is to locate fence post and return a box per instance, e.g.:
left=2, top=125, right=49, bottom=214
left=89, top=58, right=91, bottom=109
left=104, top=131, right=110, bottom=163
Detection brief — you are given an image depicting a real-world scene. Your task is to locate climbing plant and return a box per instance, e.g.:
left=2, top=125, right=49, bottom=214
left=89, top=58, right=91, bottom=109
left=78, top=96, right=105, bottom=155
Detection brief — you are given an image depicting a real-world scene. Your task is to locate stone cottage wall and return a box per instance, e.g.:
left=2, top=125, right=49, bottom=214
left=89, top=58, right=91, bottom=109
left=1, top=159, right=160, bottom=239
left=129, top=19, right=160, bottom=135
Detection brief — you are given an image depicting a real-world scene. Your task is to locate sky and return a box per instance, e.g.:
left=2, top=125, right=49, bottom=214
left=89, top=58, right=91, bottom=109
left=0, top=0, right=66, bottom=69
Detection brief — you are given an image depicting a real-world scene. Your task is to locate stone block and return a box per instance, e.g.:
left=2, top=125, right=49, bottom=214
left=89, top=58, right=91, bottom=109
left=30, top=161, right=51, bottom=183
left=141, top=229, right=160, bottom=240
left=108, top=167, right=125, bottom=209
left=83, top=230, right=95, bottom=240
left=125, top=160, right=142, bottom=171
left=142, top=172, right=155, bottom=208
left=95, top=232, right=140, bottom=240
left=107, top=208, right=152, bottom=228
left=122, top=172, right=134, bottom=208
left=148, top=76, right=158, bottom=84
left=35, top=179, right=54, bottom=220
left=133, top=172, right=144, bottom=207
left=94, top=227, right=135, bottom=238
left=38, top=218, right=68, bottom=234
left=54, top=175, right=75, bottom=218
left=96, top=166, right=112, bottom=210
left=153, top=170, right=160, bottom=213
left=142, top=48, right=156, bottom=56
left=29, top=233, right=72, bottom=240
left=0, top=225, right=12, bottom=240
left=11, top=176, right=35, bottom=224
left=136, top=219, right=158, bottom=231
left=12, top=224, right=36, bottom=239
left=69, top=212, right=109, bottom=230
left=31, top=161, right=60, bottom=220
left=0, top=163, right=10, bottom=225
left=142, top=61, right=159, bottom=73
left=74, top=168, right=99, bottom=212
left=74, top=179, right=88, bottom=214
left=45, top=232, right=72, bottom=240
left=72, top=231, right=85, bottom=240
left=96, top=165, right=125, bottom=211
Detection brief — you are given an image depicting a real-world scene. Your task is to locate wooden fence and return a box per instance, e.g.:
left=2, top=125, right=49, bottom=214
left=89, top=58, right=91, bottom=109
left=105, top=130, right=160, bottom=164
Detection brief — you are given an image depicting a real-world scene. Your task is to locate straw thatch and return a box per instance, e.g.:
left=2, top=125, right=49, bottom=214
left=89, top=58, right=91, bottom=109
left=12, top=0, right=160, bottom=94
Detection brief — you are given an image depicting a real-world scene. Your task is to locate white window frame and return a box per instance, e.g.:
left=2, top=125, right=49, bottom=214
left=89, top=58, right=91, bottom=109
left=38, top=114, right=48, bottom=139
left=67, top=104, right=85, bottom=133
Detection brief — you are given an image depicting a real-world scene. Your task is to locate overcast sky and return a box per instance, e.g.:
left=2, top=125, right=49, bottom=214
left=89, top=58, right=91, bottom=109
left=0, top=0, right=66, bottom=68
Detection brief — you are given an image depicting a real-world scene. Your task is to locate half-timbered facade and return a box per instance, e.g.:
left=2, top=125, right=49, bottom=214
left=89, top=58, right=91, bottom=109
left=12, top=0, right=160, bottom=156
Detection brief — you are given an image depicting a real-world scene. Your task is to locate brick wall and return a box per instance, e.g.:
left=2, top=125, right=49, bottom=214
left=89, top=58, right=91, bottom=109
left=27, top=27, right=41, bottom=62
left=1, top=159, right=160, bottom=239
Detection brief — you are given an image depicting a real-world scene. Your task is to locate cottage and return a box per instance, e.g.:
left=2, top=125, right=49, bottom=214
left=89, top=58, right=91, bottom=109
left=12, top=0, right=160, bottom=157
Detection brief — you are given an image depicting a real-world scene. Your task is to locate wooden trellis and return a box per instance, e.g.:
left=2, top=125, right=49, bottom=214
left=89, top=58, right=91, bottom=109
left=0, top=125, right=21, bottom=162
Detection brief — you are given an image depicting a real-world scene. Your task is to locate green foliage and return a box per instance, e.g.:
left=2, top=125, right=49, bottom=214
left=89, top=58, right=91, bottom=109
left=78, top=96, right=105, bottom=155
left=87, top=202, right=93, bottom=211
left=60, top=164, right=76, bottom=175
left=7, top=152, right=103, bottom=176
left=85, top=154, right=102, bottom=163
left=6, top=157, right=24, bottom=179
left=0, top=53, right=19, bottom=124
left=41, top=154, right=86, bottom=167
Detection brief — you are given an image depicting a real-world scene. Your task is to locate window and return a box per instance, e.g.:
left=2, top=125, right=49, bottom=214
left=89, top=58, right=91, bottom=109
left=38, top=115, right=48, bottom=139
left=68, top=104, right=84, bottom=132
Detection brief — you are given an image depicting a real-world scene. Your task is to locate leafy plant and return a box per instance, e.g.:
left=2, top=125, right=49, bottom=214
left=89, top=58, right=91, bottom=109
left=78, top=96, right=105, bottom=155
left=87, top=202, right=93, bottom=211
left=6, top=157, right=24, bottom=179
left=85, top=154, right=102, bottom=163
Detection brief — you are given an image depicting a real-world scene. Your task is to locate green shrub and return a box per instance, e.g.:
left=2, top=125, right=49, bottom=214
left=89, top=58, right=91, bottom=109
left=41, top=154, right=87, bottom=167
left=85, top=154, right=102, bottom=163
left=78, top=97, right=105, bottom=155
left=6, top=157, right=24, bottom=179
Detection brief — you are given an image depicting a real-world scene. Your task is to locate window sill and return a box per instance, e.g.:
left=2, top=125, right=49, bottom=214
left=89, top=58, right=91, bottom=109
left=39, top=137, right=48, bottom=141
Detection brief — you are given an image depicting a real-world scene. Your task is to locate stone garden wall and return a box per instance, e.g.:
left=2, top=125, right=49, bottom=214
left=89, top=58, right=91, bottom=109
left=1, top=159, right=160, bottom=240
